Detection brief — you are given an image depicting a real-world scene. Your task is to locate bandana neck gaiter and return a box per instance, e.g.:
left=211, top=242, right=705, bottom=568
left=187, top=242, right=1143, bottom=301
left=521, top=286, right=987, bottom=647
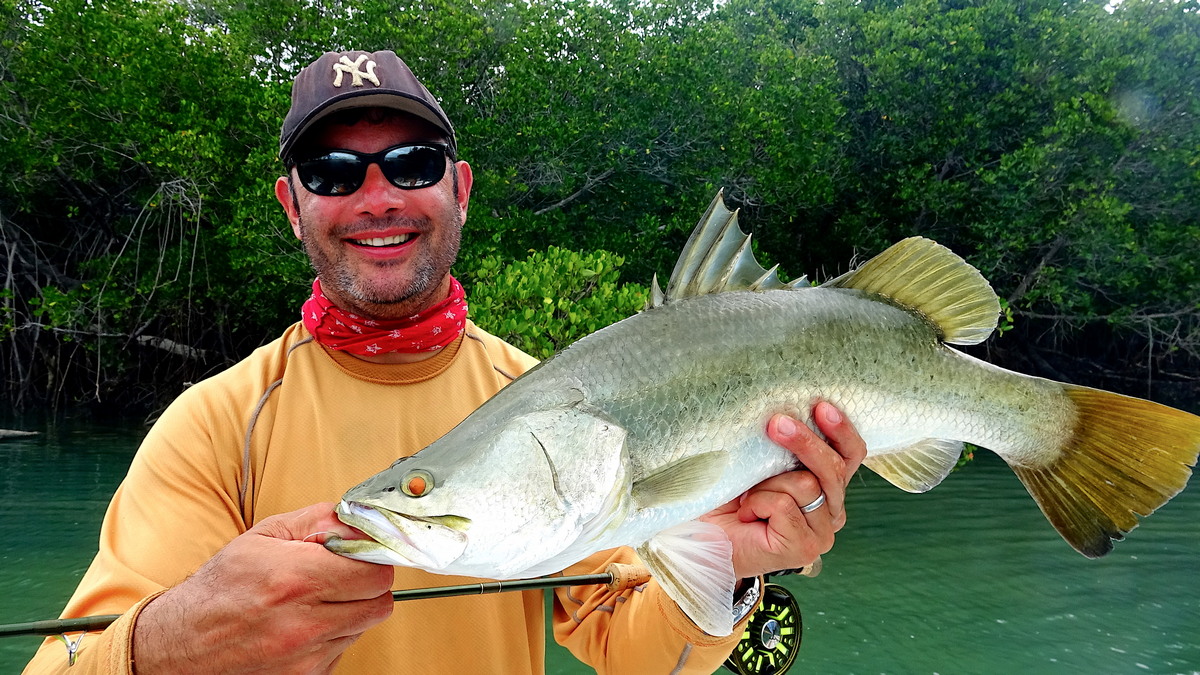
left=300, top=277, right=467, bottom=356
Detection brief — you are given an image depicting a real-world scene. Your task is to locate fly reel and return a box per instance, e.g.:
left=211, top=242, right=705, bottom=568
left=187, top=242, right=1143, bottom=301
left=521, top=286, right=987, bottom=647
left=724, top=557, right=820, bottom=675
left=723, top=582, right=802, bottom=675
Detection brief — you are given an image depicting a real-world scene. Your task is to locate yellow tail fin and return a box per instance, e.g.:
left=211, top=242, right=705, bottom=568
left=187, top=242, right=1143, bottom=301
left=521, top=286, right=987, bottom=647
left=1011, top=386, right=1199, bottom=558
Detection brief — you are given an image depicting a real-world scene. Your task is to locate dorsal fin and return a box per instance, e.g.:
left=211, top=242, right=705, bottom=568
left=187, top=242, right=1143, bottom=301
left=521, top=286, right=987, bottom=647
left=646, top=191, right=808, bottom=309
left=822, top=237, right=1000, bottom=345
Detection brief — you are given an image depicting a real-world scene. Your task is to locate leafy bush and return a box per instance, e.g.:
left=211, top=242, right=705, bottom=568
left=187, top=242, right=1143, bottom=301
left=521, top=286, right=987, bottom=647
left=463, top=248, right=647, bottom=360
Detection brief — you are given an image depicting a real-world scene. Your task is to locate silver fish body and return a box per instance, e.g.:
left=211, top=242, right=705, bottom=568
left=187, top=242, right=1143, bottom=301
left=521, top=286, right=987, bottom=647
left=329, top=193, right=1200, bottom=636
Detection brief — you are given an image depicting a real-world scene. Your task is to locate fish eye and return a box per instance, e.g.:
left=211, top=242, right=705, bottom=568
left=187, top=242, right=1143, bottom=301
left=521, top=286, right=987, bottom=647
left=401, top=470, right=434, bottom=498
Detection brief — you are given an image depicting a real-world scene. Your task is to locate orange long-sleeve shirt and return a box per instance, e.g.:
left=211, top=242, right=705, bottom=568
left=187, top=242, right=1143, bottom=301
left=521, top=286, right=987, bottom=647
left=25, top=321, right=746, bottom=674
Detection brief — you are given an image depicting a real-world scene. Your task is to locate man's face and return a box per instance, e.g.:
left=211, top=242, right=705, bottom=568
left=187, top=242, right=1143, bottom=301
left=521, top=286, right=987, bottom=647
left=276, top=113, right=473, bottom=320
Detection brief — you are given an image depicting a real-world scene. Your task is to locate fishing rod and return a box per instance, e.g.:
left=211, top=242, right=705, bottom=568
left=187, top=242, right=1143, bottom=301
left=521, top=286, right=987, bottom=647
left=0, top=563, right=652, bottom=639
left=2, top=561, right=818, bottom=675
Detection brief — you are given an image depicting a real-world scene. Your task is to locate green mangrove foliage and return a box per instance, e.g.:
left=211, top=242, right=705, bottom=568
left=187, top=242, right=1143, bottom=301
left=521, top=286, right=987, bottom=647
left=464, top=248, right=647, bottom=360
left=0, top=0, right=1196, bottom=412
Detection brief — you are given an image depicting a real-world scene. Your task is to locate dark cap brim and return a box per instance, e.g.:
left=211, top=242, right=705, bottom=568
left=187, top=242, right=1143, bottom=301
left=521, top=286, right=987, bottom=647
left=279, top=90, right=456, bottom=161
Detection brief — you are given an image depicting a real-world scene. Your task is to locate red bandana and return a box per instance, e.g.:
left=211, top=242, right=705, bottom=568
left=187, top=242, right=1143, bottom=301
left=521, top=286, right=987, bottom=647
left=301, top=277, right=468, bottom=356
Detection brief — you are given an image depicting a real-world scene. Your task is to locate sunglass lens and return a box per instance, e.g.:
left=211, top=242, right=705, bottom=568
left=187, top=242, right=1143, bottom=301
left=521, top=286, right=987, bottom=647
left=297, top=152, right=366, bottom=196
left=382, top=146, right=447, bottom=188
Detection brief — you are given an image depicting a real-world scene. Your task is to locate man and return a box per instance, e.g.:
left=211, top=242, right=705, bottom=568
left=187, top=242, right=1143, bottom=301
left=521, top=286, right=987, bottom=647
left=26, top=50, right=866, bottom=674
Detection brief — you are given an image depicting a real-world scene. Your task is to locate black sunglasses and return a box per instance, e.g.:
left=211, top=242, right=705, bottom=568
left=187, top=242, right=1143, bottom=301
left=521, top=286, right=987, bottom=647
left=293, top=143, right=454, bottom=196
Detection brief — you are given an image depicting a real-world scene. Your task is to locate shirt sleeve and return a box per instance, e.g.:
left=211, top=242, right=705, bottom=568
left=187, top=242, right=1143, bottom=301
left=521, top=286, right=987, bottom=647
left=23, top=384, right=248, bottom=674
left=552, top=547, right=756, bottom=675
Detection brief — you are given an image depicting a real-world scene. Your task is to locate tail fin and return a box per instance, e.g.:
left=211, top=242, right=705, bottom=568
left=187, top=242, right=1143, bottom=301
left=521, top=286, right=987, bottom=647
left=1011, top=386, right=1199, bottom=558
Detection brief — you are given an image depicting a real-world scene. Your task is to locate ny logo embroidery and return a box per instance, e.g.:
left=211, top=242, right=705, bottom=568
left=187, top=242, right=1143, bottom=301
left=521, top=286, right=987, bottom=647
left=332, top=55, right=380, bottom=88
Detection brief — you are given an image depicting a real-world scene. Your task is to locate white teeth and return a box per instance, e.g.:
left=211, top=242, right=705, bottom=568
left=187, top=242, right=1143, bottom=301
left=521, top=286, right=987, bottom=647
left=353, top=233, right=415, bottom=247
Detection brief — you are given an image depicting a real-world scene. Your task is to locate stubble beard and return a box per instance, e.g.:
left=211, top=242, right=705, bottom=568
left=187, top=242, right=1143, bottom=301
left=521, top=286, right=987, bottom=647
left=300, top=210, right=463, bottom=320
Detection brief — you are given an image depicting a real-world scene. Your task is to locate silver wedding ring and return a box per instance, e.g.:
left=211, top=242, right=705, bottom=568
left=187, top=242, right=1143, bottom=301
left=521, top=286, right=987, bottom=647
left=801, top=492, right=826, bottom=513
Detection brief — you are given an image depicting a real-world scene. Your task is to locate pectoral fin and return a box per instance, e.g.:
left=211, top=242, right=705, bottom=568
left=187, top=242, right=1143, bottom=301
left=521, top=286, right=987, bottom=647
left=863, top=438, right=964, bottom=493
left=631, top=451, right=728, bottom=508
left=636, top=520, right=737, bottom=636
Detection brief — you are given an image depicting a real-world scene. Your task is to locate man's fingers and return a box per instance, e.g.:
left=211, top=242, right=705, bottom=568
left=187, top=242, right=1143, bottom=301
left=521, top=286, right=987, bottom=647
left=318, top=593, right=395, bottom=640
left=738, top=467, right=843, bottom=532
left=812, top=401, right=868, bottom=481
left=253, top=501, right=361, bottom=542
left=249, top=503, right=396, bottom=603
left=319, top=555, right=396, bottom=603
left=711, top=403, right=867, bottom=578
left=767, top=413, right=851, bottom=524
left=738, top=470, right=822, bottom=521
left=736, top=485, right=835, bottom=563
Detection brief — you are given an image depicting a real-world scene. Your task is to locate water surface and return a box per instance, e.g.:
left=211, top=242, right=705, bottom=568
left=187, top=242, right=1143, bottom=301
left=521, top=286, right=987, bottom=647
left=2, top=418, right=1197, bottom=673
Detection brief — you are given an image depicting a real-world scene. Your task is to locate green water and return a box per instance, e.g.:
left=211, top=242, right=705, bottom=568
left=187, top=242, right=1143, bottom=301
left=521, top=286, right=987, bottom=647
left=2, top=416, right=1198, bottom=674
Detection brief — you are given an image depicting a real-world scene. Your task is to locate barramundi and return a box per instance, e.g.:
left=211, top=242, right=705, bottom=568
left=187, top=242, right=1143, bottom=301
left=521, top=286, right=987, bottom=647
left=327, top=192, right=1200, bottom=636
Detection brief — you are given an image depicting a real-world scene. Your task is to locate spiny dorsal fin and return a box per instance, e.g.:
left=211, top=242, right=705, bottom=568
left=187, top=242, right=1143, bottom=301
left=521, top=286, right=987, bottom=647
left=863, top=439, right=964, bottom=493
left=822, top=237, right=1000, bottom=345
left=647, top=191, right=808, bottom=309
left=646, top=274, right=665, bottom=310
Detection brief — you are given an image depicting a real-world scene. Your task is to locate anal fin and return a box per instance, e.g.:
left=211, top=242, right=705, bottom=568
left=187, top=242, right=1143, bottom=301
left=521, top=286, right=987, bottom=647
left=636, top=520, right=737, bottom=636
left=863, top=438, right=963, bottom=493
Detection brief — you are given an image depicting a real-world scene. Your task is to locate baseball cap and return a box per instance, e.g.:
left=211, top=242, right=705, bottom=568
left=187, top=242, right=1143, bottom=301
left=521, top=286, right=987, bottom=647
left=279, top=50, right=456, bottom=162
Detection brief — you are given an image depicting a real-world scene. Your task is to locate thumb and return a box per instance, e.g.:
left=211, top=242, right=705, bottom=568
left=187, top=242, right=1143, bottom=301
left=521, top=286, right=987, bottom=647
left=252, top=502, right=363, bottom=544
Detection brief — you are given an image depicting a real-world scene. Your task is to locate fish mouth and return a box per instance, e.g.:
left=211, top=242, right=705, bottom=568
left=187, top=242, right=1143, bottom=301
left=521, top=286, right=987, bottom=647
left=333, top=500, right=470, bottom=570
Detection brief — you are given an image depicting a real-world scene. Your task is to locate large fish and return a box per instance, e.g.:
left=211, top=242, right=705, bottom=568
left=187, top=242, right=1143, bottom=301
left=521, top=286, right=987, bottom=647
left=326, top=192, right=1200, bottom=636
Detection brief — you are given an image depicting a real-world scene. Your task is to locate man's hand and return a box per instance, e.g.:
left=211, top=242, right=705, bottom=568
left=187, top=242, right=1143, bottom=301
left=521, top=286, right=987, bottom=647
left=701, top=401, right=867, bottom=580
left=132, top=503, right=394, bottom=674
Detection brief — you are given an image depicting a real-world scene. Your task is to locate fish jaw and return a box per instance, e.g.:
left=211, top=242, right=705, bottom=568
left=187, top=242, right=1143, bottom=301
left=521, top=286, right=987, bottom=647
left=329, top=499, right=469, bottom=571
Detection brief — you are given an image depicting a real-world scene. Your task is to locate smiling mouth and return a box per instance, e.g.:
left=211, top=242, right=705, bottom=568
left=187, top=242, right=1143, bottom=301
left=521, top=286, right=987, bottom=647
left=350, top=233, right=417, bottom=248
